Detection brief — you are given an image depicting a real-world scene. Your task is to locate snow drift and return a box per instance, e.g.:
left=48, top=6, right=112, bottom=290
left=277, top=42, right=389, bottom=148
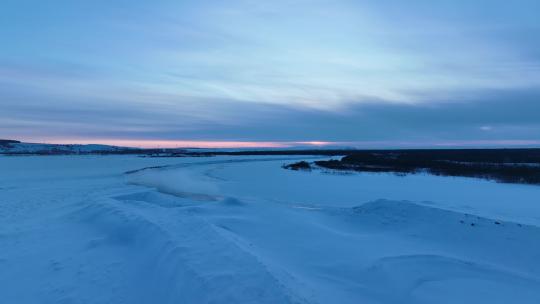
left=1, top=155, right=540, bottom=303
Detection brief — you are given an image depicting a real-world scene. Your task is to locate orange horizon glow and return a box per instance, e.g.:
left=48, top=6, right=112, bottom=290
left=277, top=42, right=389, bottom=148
left=16, top=138, right=540, bottom=149
left=33, top=139, right=340, bottom=149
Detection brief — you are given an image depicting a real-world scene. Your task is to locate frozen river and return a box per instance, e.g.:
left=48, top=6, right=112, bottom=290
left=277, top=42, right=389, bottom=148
left=2, top=155, right=540, bottom=304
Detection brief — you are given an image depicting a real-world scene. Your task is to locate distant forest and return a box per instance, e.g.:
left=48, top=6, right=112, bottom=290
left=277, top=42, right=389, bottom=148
left=283, top=149, right=540, bottom=185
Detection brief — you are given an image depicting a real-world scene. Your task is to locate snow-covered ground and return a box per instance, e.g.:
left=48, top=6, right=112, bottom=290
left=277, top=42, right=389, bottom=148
left=1, top=155, right=540, bottom=304
left=0, top=142, right=127, bottom=154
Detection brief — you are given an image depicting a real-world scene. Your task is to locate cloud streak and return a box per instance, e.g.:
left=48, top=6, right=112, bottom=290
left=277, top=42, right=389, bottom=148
left=1, top=0, right=539, bottom=146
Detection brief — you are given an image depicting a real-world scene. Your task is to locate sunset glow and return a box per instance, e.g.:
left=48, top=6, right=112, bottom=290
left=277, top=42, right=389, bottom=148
left=29, top=139, right=540, bottom=149
left=40, top=139, right=342, bottom=149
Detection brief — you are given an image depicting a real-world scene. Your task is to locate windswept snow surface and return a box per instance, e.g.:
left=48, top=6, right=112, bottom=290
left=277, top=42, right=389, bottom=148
left=1, top=155, right=540, bottom=304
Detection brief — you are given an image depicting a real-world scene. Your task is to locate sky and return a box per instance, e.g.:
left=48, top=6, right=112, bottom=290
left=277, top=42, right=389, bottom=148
left=1, top=0, right=539, bottom=148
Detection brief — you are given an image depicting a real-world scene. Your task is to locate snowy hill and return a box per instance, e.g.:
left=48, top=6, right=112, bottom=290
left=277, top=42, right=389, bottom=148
left=0, top=140, right=132, bottom=154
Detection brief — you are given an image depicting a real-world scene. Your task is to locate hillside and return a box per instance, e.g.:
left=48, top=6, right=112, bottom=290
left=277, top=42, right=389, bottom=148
left=0, top=140, right=131, bottom=155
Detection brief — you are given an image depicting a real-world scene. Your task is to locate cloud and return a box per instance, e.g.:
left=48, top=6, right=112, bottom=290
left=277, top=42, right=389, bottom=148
left=1, top=0, right=539, bottom=145
left=2, top=76, right=539, bottom=145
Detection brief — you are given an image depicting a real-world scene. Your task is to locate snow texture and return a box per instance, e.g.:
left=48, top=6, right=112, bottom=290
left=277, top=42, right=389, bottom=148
left=1, top=155, right=540, bottom=303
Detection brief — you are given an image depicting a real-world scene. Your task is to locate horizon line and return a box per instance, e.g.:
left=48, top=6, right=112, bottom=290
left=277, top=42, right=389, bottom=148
left=10, top=138, right=540, bottom=149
